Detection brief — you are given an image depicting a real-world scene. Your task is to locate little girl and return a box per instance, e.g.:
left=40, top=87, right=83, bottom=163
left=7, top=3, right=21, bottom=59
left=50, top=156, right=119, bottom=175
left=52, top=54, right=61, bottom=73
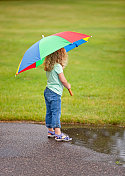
left=44, top=48, right=72, bottom=141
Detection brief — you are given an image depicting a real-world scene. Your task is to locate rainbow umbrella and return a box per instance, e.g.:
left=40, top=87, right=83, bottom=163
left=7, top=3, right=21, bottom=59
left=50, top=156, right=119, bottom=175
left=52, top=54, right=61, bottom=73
left=16, top=31, right=91, bottom=75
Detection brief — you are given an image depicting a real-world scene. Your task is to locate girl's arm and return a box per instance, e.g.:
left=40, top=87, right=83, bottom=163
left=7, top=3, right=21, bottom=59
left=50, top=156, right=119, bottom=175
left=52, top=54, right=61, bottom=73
left=58, top=72, right=71, bottom=90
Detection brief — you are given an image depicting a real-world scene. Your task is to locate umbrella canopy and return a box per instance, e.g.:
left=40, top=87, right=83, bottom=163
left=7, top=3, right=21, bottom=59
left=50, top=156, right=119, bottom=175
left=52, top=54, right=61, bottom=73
left=16, top=31, right=91, bottom=75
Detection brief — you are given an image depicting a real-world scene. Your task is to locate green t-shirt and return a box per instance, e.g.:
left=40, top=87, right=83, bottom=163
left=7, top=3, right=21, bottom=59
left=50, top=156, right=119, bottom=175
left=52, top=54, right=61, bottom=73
left=46, top=63, right=64, bottom=96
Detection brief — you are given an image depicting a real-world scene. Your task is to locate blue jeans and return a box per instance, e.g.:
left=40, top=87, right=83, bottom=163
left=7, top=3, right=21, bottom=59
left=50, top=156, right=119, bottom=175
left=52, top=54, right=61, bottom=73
left=44, top=87, right=61, bottom=129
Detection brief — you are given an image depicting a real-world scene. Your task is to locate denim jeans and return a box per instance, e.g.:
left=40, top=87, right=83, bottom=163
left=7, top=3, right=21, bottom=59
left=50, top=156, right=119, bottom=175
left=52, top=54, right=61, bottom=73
left=44, top=87, right=61, bottom=129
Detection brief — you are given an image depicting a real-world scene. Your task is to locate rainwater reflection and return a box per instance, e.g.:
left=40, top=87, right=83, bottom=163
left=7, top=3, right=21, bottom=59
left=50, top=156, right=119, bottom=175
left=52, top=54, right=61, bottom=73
left=62, top=125, right=125, bottom=167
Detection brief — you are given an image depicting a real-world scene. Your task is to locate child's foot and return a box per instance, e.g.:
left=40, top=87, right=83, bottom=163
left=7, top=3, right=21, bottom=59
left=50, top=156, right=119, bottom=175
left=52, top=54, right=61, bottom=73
left=55, top=133, right=72, bottom=142
left=48, top=131, right=55, bottom=138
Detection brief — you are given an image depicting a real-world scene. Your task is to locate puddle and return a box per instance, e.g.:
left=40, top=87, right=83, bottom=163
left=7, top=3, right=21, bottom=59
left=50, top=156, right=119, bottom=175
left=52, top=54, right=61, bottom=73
left=62, top=125, right=125, bottom=167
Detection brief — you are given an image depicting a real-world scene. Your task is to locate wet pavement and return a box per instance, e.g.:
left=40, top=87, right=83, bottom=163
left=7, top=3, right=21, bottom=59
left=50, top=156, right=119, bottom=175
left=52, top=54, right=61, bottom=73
left=0, top=122, right=125, bottom=176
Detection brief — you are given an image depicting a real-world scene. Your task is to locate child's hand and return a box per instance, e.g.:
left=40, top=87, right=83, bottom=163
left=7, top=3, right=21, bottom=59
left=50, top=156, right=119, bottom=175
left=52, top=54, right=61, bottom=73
left=67, top=83, right=71, bottom=90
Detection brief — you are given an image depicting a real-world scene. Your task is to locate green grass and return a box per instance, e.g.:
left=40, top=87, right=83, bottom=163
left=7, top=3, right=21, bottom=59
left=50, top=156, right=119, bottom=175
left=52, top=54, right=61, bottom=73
left=0, top=0, right=125, bottom=126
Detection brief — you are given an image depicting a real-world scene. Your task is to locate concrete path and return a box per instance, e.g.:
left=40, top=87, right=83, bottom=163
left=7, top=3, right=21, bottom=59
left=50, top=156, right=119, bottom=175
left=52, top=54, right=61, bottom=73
left=0, top=122, right=125, bottom=176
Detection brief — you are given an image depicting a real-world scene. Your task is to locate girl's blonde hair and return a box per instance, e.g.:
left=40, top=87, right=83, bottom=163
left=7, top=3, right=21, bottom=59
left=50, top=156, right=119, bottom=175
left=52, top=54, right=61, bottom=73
left=44, top=48, right=68, bottom=72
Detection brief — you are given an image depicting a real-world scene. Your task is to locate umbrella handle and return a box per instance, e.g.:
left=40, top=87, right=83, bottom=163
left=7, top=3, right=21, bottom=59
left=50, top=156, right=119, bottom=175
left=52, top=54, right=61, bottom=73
left=68, top=89, right=73, bottom=96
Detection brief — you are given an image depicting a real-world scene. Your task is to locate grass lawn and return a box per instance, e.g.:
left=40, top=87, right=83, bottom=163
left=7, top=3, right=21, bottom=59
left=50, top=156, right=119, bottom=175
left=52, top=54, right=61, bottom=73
left=0, top=0, right=125, bottom=126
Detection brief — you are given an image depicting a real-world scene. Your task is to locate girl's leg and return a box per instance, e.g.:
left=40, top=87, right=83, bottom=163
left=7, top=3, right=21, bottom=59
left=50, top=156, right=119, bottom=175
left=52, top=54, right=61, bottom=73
left=45, top=100, right=53, bottom=128
left=55, top=128, right=61, bottom=135
left=48, top=128, right=54, bottom=132
left=51, top=95, right=61, bottom=133
left=44, top=89, right=53, bottom=128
